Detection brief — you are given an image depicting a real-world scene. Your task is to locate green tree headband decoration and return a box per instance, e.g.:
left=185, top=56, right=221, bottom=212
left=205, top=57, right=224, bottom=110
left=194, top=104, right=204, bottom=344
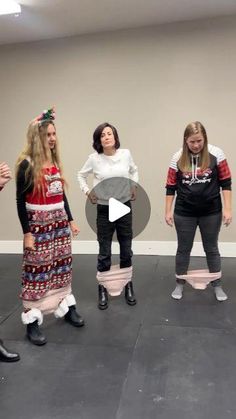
left=34, top=106, right=56, bottom=123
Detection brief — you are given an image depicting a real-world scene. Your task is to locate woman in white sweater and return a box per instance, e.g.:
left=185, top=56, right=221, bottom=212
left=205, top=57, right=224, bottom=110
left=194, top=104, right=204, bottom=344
left=78, top=122, right=138, bottom=309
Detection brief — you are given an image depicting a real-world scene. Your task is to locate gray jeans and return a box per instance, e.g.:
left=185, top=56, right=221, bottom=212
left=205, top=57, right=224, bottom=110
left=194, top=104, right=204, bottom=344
left=174, top=212, right=222, bottom=287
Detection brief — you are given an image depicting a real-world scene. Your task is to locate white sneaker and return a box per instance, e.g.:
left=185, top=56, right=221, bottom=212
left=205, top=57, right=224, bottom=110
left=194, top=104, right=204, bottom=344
left=214, top=286, right=228, bottom=302
left=171, top=284, right=183, bottom=300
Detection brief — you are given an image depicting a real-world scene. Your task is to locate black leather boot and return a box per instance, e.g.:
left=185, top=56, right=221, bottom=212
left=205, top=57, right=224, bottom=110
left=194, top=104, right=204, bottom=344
left=98, top=284, right=108, bottom=310
left=125, top=281, right=137, bottom=306
left=64, top=305, right=85, bottom=327
left=26, top=321, right=47, bottom=345
left=0, top=339, right=20, bottom=362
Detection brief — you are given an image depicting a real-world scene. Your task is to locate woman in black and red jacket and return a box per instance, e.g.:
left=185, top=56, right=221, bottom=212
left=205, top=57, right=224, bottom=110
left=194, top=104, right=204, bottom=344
left=165, top=121, right=232, bottom=301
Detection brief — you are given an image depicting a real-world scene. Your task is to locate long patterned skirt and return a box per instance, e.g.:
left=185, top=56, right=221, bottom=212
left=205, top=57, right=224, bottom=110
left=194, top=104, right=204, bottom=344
left=21, top=202, right=72, bottom=314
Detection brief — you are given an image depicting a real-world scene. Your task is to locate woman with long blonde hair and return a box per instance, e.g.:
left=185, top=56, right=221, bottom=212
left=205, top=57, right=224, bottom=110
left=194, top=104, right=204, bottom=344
left=16, top=108, right=84, bottom=345
left=165, top=121, right=232, bottom=301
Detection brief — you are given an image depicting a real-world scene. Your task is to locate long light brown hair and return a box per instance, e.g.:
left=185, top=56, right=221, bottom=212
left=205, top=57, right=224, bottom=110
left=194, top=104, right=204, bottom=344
left=15, top=120, right=65, bottom=193
left=178, top=121, right=210, bottom=172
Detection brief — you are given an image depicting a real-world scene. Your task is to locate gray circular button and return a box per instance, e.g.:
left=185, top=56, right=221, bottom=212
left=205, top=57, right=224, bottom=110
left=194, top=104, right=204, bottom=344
left=85, top=177, right=151, bottom=240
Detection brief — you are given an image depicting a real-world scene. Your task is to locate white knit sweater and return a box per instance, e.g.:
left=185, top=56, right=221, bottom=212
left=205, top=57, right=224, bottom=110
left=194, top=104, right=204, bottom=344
left=77, top=149, right=139, bottom=204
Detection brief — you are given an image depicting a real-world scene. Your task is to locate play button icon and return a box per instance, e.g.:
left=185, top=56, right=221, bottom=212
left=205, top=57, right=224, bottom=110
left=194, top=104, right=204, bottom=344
left=109, top=198, right=131, bottom=222
left=85, top=177, right=151, bottom=240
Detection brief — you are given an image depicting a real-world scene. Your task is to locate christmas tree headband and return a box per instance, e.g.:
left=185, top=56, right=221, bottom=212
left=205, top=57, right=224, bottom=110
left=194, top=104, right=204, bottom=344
left=34, top=106, right=56, bottom=124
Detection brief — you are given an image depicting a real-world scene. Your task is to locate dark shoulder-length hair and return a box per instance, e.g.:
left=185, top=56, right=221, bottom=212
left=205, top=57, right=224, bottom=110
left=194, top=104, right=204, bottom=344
left=93, top=122, right=120, bottom=153
left=178, top=121, right=210, bottom=171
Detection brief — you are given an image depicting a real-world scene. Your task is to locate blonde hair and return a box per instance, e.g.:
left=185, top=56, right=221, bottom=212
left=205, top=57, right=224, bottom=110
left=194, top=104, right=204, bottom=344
left=178, top=121, right=210, bottom=172
left=16, top=120, right=65, bottom=193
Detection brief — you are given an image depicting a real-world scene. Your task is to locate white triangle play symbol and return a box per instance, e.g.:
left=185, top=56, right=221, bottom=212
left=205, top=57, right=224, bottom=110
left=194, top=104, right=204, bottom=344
left=108, top=198, right=130, bottom=222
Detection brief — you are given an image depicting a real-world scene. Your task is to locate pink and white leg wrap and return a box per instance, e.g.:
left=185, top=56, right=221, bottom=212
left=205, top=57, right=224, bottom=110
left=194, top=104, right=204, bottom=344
left=96, top=265, right=133, bottom=296
left=176, top=269, right=222, bottom=290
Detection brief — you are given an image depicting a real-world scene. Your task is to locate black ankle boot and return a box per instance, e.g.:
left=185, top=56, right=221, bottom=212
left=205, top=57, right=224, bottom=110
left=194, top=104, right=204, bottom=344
left=125, top=281, right=137, bottom=306
left=0, top=339, right=20, bottom=362
left=98, top=285, right=108, bottom=310
left=64, top=305, right=85, bottom=327
left=26, top=321, right=47, bottom=345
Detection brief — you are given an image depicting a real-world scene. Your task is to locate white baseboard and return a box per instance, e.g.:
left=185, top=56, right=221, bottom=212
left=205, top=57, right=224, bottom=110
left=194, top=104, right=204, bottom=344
left=0, top=240, right=235, bottom=257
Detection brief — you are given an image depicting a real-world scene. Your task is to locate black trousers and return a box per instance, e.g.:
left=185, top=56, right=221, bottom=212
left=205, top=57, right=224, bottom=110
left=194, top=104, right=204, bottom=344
left=97, top=202, right=133, bottom=272
left=174, top=212, right=222, bottom=286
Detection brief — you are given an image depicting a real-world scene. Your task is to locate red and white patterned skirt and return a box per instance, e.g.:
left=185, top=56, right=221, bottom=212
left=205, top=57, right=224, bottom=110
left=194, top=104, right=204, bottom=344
left=21, top=202, right=72, bottom=311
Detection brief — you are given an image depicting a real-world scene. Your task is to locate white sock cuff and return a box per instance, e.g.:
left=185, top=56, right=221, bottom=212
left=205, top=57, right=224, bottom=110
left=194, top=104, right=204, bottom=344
left=65, top=294, right=76, bottom=307
left=21, top=308, right=43, bottom=325
left=54, top=294, right=76, bottom=318
left=54, top=298, right=69, bottom=318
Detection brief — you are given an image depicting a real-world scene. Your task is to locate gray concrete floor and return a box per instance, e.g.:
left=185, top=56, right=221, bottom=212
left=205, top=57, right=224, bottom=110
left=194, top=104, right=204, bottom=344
left=0, top=254, right=236, bottom=419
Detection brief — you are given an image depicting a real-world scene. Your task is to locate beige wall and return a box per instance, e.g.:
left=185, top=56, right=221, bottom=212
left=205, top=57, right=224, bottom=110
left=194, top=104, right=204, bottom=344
left=0, top=15, right=235, bottom=243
